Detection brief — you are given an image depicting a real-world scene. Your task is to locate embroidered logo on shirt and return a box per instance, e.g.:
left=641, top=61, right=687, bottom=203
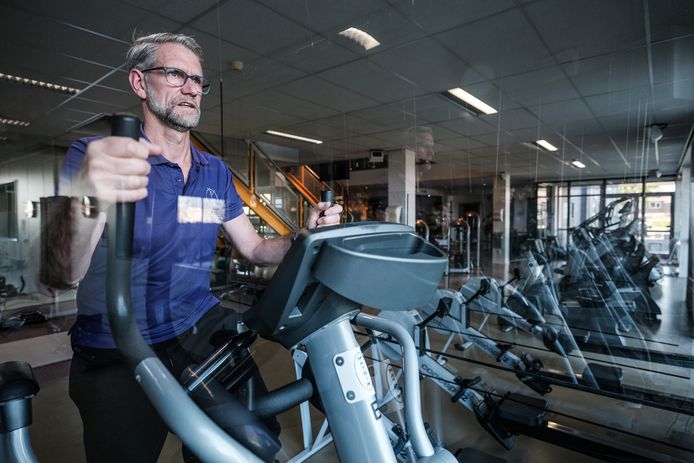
left=178, top=195, right=224, bottom=224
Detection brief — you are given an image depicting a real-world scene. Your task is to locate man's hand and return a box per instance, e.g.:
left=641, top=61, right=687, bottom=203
left=306, top=201, right=343, bottom=229
left=76, top=136, right=161, bottom=207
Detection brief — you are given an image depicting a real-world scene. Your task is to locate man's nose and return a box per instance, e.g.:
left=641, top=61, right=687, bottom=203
left=181, top=77, right=201, bottom=96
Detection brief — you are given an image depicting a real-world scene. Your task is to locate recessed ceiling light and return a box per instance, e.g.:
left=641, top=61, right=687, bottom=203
left=338, top=27, right=380, bottom=50
left=571, top=159, right=586, bottom=169
left=444, top=88, right=497, bottom=115
left=535, top=139, right=558, bottom=151
left=265, top=130, right=323, bottom=145
left=0, top=72, right=80, bottom=95
left=0, top=116, right=30, bottom=127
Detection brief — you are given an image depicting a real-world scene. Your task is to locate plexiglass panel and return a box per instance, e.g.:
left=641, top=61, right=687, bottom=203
left=2, top=1, right=694, bottom=463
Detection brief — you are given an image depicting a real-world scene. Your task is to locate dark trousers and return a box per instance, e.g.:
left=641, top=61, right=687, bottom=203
left=69, top=305, right=261, bottom=463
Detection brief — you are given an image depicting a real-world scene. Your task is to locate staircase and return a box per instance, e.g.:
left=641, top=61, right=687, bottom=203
left=192, top=133, right=332, bottom=236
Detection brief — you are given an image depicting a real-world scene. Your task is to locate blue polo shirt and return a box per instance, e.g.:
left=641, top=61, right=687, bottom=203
left=59, top=131, right=244, bottom=348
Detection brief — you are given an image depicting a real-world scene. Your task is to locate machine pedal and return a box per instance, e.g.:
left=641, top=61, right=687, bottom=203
left=497, top=393, right=547, bottom=427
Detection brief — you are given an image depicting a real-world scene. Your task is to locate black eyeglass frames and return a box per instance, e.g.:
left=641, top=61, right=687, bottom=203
left=141, top=66, right=211, bottom=95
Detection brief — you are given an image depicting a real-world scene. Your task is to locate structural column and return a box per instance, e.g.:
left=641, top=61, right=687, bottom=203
left=491, top=173, right=511, bottom=279
left=688, top=147, right=693, bottom=309
left=675, top=162, right=690, bottom=287
left=387, top=148, right=416, bottom=227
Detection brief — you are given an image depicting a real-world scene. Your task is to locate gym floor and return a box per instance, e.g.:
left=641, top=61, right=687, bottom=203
left=6, top=274, right=692, bottom=462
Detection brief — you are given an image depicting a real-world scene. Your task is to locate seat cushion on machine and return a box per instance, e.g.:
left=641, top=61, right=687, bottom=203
left=0, top=361, right=39, bottom=403
left=582, top=363, right=624, bottom=394
left=498, top=393, right=547, bottom=427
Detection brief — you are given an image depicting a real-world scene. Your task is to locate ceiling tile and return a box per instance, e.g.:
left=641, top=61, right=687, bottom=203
left=121, top=0, right=219, bottom=24
left=436, top=8, right=551, bottom=79
left=319, top=113, right=389, bottom=135
left=221, top=57, right=306, bottom=99
left=274, top=39, right=360, bottom=74
left=255, top=0, right=390, bottom=34
left=497, top=66, right=579, bottom=107
left=391, top=0, right=515, bottom=35
left=329, top=7, right=427, bottom=54
left=278, top=76, right=378, bottom=113
left=369, top=38, right=486, bottom=92
left=524, top=0, right=645, bottom=59
left=319, top=59, right=420, bottom=104
left=191, top=0, right=313, bottom=55
left=567, top=49, right=650, bottom=98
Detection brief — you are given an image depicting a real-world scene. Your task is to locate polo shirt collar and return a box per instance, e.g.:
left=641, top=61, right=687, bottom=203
left=139, top=124, right=208, bottom=166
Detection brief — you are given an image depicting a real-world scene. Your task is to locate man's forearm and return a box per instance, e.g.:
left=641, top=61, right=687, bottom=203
left=40, top=197, right=106, bottom=290
left=249, top=233, right=294, bottom=266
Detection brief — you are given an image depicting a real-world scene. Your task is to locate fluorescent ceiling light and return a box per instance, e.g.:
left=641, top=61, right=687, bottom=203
left=265, top=130, right=323, bottom=145
left=0, top=117, right=30, bottom=127
left=571, top=159, right=586, bottom=169
left=0, top=72, right=80, bottom=95
left=445, top=88, right=497, bottom=115
left=339, top=27, right=380, bottom=50
left=535, top=139, right=558, bottom=151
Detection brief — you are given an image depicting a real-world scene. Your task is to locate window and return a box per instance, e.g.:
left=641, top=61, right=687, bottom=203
left=605, top=181, right=643, bottom=195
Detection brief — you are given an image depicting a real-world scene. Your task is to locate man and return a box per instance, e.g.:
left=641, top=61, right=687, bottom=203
left=50, top=32, right=341, bottom=462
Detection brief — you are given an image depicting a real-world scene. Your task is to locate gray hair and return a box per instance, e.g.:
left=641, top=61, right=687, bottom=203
left=125, top=32, right=204, bottom=71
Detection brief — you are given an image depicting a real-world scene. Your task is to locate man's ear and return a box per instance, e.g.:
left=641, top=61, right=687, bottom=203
left=129, top=69, right=147, bottom=99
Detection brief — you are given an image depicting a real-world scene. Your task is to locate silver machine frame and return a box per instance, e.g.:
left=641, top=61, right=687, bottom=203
left=289, top=313, right=456, bottom=463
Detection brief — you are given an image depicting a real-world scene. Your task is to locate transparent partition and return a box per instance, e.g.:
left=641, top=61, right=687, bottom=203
left=252, top=144, right=301, bottom=229
left=2, top=1, right=694, bottom=463
left=194, top=132, right=251, bottom=186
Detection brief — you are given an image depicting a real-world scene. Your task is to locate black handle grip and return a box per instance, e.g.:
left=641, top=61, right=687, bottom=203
left=106, top=114, right=153, bottom=366
left=111, top=113, right=140, bottom=139
left=319, top=189, right=333, bottom=218
left=111, top=114, right=139, bottom=258
left=320, top=189, right=333, bottom=204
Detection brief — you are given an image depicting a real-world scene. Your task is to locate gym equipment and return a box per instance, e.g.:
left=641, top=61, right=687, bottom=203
left=107, top=116, right=456, bottom=462
left=464, top=211, right=481, bottom=270
left=444, top=218, right=472, bottom=287
left=509, top=239, right=694, bottom=413
left=0, top=361, right=39, bottom=463
left=453, top=278, right=594, bottom=389
left=574, top=227, right=661, bottom=320
left=364, top=289, right=681, bottom=463
left=246, top=222, right=455, bottom=462
left=106, top=114, right=265, bottom=463
left=415, top=219, right=430, bottom=242
left=374, top=290, right=549, bottom=451
left=563, top=198, right=663, bottom=319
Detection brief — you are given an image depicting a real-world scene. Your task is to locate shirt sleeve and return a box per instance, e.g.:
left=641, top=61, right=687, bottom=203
left=223, top=163, right=244, bottom=222
left=58, top=137, right=94, bottom=196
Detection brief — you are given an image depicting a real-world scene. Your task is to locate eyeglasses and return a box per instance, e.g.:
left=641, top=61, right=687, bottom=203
left=141, top=66, right=211, bottom=95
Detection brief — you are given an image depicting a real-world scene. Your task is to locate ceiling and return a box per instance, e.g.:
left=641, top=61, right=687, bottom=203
left=1, top=0, right=694, bottom=189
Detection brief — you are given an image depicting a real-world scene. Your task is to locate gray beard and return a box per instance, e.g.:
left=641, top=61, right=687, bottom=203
left=145, top=86, right=200, bottom=132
